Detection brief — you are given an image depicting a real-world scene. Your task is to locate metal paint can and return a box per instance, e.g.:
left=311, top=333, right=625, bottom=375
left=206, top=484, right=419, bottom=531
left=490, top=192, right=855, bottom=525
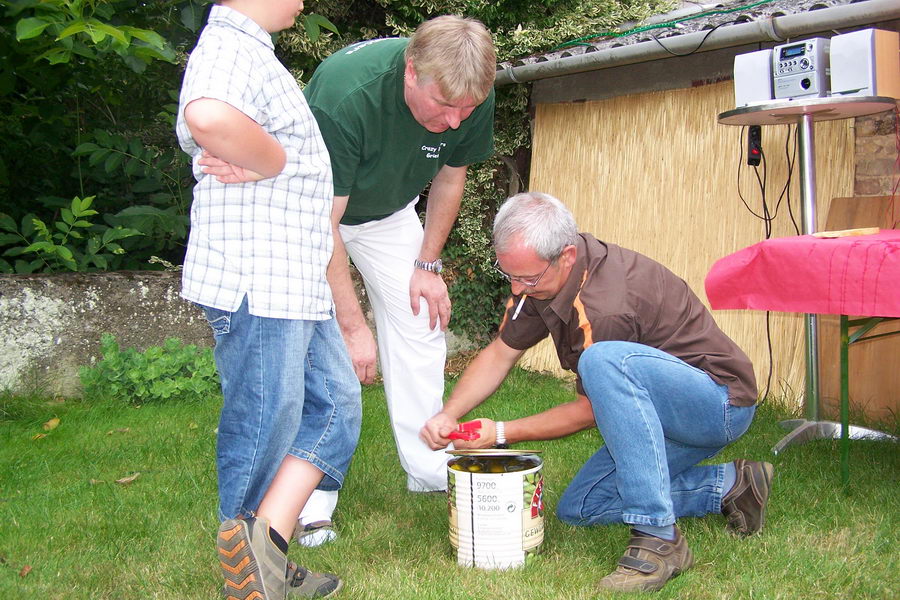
left=447, top=449, right=544, bottom=569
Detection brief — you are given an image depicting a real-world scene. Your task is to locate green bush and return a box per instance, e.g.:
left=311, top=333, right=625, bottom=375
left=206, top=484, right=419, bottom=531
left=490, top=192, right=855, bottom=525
left=2, top=0, right=673, bottom=341
left=79, top=333, right=219, bottom=404
left=0, top=196, right=143, bottom=273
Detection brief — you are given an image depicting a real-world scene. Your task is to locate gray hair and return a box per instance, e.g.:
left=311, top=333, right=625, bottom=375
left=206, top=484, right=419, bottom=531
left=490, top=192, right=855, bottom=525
left=492, top=192, right=578, bottom=260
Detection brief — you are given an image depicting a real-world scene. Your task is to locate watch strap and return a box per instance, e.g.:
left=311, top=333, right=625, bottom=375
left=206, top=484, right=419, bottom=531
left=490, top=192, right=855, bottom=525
left=414, top=258, right=442, bottom=274
left=495, top=421, right=506, bottom=446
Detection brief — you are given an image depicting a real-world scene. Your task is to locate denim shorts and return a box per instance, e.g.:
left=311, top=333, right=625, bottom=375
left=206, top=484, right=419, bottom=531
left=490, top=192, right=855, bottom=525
left=202, top=297, right=361, bottom=521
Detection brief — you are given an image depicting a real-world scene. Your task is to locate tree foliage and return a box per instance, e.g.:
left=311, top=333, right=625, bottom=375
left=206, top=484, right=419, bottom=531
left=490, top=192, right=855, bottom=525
left=278, top=0, right=671, bottom=340
left=1, top=0, right=671, bottom=334
left=0, top=0, right=217, bottom=271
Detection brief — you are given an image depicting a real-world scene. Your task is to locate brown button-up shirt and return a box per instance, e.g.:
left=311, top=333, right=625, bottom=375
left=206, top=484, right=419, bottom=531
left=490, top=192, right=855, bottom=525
left=499, top=234, right=758, bottom=406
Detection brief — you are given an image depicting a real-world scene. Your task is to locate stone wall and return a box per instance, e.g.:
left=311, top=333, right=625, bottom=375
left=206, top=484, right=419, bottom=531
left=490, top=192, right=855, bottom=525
left=854, top=109, right=899, bottom=198
left=0, top=270, right=472, bottom=397
left=0, top=271, right=209, bottom=397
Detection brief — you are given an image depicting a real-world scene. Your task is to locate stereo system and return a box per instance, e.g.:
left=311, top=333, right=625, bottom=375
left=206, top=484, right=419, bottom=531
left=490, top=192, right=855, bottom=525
left=772, top=38, right=830, bottom=99
left=733, top=28, right=900, bottom=107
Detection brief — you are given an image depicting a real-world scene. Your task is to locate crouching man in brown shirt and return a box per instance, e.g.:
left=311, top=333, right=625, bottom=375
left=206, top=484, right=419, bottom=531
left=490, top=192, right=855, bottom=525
left=421, top=191, right=773, bottom=593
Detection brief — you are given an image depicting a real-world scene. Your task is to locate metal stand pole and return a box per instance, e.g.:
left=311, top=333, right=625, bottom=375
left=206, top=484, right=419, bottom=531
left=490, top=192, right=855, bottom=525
left=771, top=113, right=825, bottom=455
left=797, top=113, right=820, bottom=420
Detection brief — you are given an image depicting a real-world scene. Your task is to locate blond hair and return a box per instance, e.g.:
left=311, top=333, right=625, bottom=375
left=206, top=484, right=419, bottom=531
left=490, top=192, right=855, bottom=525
left=404, top=15, right=496, bottom=104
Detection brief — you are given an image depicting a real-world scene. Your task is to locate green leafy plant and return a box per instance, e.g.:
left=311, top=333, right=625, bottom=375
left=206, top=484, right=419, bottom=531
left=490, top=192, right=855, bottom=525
left=1, top=0, right=673, bottom=341
left=441, top=156, right=510, bottom=342
left=301, top=13, right=339, bottom=42
left=11, top=0, right=176, bottom=72
left=0, top=196, right=142, bottom=273
left=79, top=333, right=219, bottom=404
left=71, top=127, right=192, bottom=262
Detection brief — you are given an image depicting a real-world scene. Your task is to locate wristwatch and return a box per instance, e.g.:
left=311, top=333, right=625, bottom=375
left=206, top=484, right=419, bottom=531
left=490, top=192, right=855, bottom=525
left=414, top=258, right=443, bottom=274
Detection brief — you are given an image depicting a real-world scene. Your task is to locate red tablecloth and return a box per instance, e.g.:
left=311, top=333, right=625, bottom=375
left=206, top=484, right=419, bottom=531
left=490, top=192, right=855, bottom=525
left=705, top=230, right=900, bottom=318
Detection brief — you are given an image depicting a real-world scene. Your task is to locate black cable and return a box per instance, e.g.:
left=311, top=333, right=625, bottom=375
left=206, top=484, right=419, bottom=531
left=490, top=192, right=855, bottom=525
left=783, top=125, right=801, bottom=235
left=753, top=149, right=772, bottom=238
left=761, top=311, right=774, bottom=403
left=736, top=126, right=778, bottom=402
left=650, top=22, right=727, bottom=57
left=736, top=127, right=775, bottom=224
left=770, top=127, right=792, bottom=231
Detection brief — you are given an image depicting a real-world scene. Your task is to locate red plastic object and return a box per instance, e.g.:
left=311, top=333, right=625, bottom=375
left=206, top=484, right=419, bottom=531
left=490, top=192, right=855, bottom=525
left=448, top=419, right=482, bottom=440
left=448, top=430, right=479, bottom=441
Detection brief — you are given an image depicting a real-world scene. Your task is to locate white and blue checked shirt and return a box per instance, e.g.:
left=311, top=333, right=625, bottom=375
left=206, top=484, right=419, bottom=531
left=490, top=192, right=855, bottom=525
left=176, top=5, right=334, bottom=320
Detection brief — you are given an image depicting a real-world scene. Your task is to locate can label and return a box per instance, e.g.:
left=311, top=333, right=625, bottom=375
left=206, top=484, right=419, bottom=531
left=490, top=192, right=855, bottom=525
left=448, top=464, right=544, bottom=569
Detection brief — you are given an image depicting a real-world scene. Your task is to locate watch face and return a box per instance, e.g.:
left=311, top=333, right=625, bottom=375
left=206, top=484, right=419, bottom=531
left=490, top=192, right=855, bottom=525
left=434, top=259, right=443, bottom=273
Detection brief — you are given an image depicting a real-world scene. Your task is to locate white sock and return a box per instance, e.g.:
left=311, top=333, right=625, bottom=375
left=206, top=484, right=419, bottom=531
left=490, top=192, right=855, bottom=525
left=299, top=489, right=339, bottom=525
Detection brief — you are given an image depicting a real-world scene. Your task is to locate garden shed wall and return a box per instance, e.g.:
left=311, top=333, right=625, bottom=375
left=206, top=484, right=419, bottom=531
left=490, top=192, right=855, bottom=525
left=517, top=20, right=899, bottom=421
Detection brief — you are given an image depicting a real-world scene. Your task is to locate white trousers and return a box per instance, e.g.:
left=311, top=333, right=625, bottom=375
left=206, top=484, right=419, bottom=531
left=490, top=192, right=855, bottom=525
left=301, top=202, right=449, bottom=524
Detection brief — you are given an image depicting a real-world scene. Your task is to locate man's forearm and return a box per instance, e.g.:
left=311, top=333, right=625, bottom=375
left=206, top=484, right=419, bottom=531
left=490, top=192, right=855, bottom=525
left=326, top=232, right=368, bottom=334
left=504, top=395, right=596, bottom=444
left=419, top=165, right=467, bottom=261
left=441, top=338, right=521, bottom=419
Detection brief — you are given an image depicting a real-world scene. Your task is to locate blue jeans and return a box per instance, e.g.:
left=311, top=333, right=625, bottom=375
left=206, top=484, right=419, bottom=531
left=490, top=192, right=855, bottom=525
left=202, top=297, right=361, bottom=521
left=557, top=341, right=755, bottom=528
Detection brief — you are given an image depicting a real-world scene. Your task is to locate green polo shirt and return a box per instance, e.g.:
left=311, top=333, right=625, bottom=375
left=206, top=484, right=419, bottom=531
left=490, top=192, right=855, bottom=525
left=304, top=38, right=495, bottom=225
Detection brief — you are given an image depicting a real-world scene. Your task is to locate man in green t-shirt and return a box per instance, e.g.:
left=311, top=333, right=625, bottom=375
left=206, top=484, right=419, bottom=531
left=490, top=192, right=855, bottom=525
left=296, top=16, right=496, bottom=546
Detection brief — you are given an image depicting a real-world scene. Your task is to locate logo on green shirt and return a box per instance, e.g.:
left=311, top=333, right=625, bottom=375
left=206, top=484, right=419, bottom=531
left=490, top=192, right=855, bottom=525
left=421, top=142, right=447, bottom=160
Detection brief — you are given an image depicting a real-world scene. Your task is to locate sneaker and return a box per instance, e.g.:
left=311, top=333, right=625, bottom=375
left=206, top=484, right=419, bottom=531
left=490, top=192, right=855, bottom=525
left=294, top=520, right=337, bottom=548
left=722, top=459, right=775, bottom=536
left=218, top=516, right=286, bottom=600
left=286, top=562, right=343, bottom=598
left=597, top=527, right=694, bottom=593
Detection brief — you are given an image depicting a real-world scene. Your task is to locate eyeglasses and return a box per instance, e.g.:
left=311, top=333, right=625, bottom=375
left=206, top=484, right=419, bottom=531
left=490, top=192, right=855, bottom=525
left=492, top=258, right=554, bottom=288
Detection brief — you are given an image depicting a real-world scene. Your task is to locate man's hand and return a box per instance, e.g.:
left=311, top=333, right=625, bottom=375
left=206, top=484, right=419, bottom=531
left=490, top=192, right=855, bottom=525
left=410, top=268, right=451, bottom=330
left=453, top=418, right=499, bottom=450
left=420, top=412, right=459, bottom=450
left=198, top=151, right=268, bottom=184
left=340, top=324, right=377, bottom=385
left=421, top=415, right=503, bottom=450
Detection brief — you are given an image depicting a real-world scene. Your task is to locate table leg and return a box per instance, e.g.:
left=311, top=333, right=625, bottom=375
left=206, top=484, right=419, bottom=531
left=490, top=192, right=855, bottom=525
left=797, top=113, right=817, bottom=235
left=803, top=314, right=820, bottom=420
left=771, top=316, right=899, bottom=462
left=840, top=315, right=849, bottom=488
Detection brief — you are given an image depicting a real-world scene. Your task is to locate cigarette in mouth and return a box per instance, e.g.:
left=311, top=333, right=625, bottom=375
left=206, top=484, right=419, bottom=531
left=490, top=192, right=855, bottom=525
left=512, top=294, right=527, bottom=320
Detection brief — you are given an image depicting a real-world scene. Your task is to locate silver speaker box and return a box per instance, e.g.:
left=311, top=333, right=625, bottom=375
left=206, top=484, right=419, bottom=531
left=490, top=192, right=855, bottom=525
left=830, top=28, right=900, bottom=99
left=733, top=49, right=774, bottom=107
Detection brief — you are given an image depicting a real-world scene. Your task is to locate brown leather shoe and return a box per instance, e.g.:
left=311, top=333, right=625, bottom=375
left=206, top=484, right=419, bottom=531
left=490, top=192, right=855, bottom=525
left=597, top=527, right=693, bottom=593
left=722, top=459, right=775, bottom=536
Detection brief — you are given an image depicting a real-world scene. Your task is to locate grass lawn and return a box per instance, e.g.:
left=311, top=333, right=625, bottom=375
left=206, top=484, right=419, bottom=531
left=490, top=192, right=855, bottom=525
left=1, top=368, right=898, bottom=599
